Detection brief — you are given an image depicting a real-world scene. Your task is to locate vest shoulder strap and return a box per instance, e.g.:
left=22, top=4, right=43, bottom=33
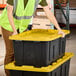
left=13, top=0, right=40, bottom=20
left=13, top=0, right=18, bottom=15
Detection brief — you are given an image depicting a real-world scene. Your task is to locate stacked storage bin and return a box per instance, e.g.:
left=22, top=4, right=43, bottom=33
left=5, top=29, right=73, bottom=76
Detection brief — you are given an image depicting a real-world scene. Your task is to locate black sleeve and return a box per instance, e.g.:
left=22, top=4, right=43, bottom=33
left=7, top=0, right=13, bottom=5
left=39, top=0, right=48, bottom=6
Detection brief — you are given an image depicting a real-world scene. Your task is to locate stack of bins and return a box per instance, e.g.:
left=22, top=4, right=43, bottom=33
left=5, top=29, right=73, bottom=76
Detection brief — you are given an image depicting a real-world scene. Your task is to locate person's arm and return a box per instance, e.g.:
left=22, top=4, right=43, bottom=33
left=7, top=4, right=18, bottom=35
left=43, top=6, right=65, bottom=37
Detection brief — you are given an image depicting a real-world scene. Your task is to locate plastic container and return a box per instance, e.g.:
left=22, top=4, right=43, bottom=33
left=5, top=53, right=74, bottom=76
left=0, top=4, right=6, bottom=8
left=9, top=29, right=70, bottom=67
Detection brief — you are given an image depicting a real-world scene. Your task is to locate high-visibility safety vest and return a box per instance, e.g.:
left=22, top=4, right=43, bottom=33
left=0, top=0, right=41, bottom=33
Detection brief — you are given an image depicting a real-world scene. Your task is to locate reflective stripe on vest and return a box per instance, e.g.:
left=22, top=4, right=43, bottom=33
left=13, top=0, right=40, bottom=20
left=13, top=14, right=32, bottom=20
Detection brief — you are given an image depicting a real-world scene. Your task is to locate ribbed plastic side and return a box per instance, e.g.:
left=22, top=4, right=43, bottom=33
left=13, top=37, right=66, bottom=67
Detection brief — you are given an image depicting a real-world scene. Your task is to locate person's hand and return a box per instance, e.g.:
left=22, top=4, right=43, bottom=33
left=58, top=30, right=65, bottom=38
left=12, top=31, right=18, bottom=35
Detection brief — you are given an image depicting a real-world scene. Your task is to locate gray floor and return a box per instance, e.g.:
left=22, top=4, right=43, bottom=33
left=0, top=27, right=76, bottom=76
left=66, top=27, right=76, bottom=76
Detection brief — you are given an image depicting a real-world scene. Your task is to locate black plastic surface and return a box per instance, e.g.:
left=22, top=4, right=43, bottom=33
left=59, top=37, right=66, bottom=58
left=61, top=60, right=70, bottom=76
left=13, top=37, right=66, bottom=67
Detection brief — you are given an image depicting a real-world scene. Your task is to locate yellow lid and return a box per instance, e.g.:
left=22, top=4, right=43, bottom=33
left=5, top=53, right=74, bottom=72
left=9, top=29, right=70, bottom=41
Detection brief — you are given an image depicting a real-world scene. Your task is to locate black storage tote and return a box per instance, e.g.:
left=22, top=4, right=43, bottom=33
left=9, top=29, right=70, bottom=67
left=5, top=53, right=74, bottom=76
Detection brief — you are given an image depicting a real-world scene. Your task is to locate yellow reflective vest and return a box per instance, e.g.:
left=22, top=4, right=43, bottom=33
left=0, top=0, right=41, bottom=33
